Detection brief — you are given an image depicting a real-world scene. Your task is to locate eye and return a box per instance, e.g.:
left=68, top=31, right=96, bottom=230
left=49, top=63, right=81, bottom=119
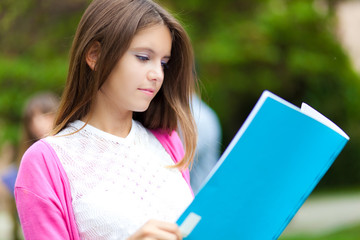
left=161, top=61, right=169, bottom=70
left=136, top=55, right=149, bottom=62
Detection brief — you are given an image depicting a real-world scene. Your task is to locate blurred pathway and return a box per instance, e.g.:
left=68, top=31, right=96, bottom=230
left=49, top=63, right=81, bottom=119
left=282, top=192, right=360, bottom=236
left=0, top=211, right=12, bottom=240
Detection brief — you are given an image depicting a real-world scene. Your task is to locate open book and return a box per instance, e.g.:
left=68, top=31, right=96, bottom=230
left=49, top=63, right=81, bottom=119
left=177, top=90, right=349, bottom=239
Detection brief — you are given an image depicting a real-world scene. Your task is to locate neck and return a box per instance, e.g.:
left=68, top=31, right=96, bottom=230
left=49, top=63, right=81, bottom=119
left=83, top=92, right=133, bottom=138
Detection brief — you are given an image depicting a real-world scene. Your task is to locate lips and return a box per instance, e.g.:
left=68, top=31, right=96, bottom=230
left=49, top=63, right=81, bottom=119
left=138, top=88, right=155, bottom=95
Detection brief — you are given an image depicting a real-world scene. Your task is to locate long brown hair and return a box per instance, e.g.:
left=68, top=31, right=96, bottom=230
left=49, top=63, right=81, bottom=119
left=53, top=0, right=197, bottom=168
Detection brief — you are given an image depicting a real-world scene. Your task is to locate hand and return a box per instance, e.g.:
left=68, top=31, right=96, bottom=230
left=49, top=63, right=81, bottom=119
left=127, top=219, right=183, bottom=240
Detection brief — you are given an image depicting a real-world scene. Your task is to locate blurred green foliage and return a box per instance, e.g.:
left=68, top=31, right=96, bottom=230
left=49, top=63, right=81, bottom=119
left=0, top=0, right=359, bottom=188
left=280, top=223, right=360, bottom=240
left=0, top=0, right=87, bottom=147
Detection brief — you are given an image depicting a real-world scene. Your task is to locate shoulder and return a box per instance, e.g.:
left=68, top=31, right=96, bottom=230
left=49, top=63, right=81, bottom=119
left=150, top=129, right=183, bottom=146
left=149, top=129, right=184, bottom=164
left=16, top=139, right=64, bottom=192
left=19, top=139, right=58, bottom=169
left=15, top=139, right=78, bottom=239
left=133, top=120, right=184, bottom=159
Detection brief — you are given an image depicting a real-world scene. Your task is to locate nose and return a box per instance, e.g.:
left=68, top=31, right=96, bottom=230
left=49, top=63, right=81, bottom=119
left=147, top=63, right=164, bottom=82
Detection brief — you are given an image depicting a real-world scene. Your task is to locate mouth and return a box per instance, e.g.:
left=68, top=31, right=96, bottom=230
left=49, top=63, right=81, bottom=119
left=138, top=88, right=155, bottom=96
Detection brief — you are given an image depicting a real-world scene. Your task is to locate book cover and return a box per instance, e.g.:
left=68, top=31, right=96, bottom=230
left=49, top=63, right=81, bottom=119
left=178, top=90, right=349, bottom=239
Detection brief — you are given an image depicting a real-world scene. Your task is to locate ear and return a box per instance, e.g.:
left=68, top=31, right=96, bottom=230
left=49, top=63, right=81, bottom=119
left=86, top=41, right=101, bottom=70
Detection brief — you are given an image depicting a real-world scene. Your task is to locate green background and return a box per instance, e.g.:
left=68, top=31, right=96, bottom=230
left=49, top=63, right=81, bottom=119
left=1, top=0, right=359, bottom=189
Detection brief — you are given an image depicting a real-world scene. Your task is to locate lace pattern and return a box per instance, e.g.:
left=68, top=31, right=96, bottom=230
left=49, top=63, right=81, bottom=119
left=46, top=120, right=193, bottom=240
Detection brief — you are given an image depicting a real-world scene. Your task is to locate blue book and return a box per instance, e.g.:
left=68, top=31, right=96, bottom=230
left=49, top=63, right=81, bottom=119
left=178, top=90, right=349, bottom=239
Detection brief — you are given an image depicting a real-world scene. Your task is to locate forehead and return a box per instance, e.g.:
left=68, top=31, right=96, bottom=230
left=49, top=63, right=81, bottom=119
left=129, top=24, right=172, bottom=55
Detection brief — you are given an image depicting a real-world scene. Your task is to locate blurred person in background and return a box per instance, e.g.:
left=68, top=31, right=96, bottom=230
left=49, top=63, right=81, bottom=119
left=190, top=94, right=222, bottom=194
left=2, top=91, right=60, bottom=195
left=0, top=142, right=16, bottom=239
left=336, top=0, right=360, bottom=73
left=0, top=91, right=59, bottom=240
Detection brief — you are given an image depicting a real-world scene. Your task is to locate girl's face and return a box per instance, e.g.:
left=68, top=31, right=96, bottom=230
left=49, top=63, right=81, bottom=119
left=99, top=24, right=172, bottom=116
left=29, top=109, right=55, bottom=139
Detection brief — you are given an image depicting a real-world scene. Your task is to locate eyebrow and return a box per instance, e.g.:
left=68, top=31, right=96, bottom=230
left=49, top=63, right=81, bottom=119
left=130, top=47, right=171, bottom=59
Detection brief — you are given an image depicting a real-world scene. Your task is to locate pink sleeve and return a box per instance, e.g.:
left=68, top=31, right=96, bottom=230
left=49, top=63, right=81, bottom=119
left=150, top=130, right=193, bottom=196
left=15, top=140, right=79, bottom=240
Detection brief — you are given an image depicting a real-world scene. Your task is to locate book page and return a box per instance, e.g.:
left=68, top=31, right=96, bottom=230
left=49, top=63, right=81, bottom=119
left=301, top=103, right=349, bottom=140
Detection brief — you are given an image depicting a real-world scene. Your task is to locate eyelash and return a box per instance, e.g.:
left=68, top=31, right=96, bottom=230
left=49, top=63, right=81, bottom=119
left=161, top=61, right=169, bottom=70
left=136, top=55, right=149, bottom=62
left=135, top=55, right=169, bottom=70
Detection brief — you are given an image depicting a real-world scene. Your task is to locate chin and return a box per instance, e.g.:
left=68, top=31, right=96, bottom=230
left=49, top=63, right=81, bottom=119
left=133, top=104, right=151, bottom=113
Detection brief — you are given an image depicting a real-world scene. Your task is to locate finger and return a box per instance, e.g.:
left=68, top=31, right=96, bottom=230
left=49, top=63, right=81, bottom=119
left=152, top=230, right=178, bottom=240
left=143, top=220, right=182, bottom=240
left=153, top=221, right=182, bottom=240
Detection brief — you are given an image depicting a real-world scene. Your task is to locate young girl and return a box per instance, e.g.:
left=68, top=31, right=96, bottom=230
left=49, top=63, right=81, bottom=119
left=15, top=0, right=197, bottom=239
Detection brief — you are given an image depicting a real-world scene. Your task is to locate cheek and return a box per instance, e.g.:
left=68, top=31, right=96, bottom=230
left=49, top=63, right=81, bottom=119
left=108, top=65, right=137, bottom=90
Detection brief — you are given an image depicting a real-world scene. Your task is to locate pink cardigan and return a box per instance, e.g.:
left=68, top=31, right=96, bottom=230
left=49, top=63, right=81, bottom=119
left=15, top=130, right=192, bottom=240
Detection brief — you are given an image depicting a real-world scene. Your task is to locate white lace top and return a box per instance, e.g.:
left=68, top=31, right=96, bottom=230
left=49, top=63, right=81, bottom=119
left=45, top=120, right=193, bottom=240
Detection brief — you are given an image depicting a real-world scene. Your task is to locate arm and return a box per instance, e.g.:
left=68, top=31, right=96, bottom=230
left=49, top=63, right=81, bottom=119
left=15, top=140, right=78, bottom=240
left=15, top=188, right=73, bottom=240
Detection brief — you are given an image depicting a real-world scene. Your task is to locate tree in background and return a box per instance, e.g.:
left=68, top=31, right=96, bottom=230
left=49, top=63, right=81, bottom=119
left=0, top=0, right=359, bottom=188
left=160, top=0, right=360, bottom=188
left=0, top=0, right=88, bottom=148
